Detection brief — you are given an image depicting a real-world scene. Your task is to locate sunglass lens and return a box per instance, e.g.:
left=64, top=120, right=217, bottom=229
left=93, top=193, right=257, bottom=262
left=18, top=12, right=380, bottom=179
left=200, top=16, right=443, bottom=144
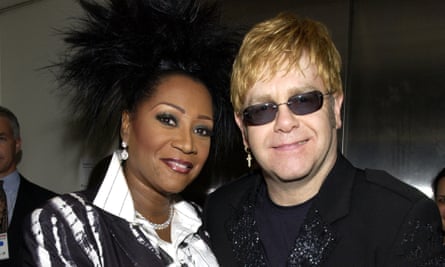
left=243, top=103, right=276, bottom=126
left=288, top=91, right=323, bottom=115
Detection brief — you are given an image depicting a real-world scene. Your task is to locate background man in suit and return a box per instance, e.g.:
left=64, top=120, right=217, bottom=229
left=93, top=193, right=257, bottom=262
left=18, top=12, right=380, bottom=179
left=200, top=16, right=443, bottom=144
left=0, top=106, right=57, bottom=267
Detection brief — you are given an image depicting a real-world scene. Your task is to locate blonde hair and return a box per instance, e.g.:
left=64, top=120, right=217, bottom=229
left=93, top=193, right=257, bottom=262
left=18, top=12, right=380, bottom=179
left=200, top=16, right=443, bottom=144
left=231, top=12, right=342, bottom=113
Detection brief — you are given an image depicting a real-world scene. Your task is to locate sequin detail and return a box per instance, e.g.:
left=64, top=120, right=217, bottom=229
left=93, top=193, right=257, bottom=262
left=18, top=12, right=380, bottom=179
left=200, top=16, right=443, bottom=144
left=400, top=220, right=445, bottom=266
left=287, top=209, right=335, bottom=266
left=227, top=201, right=267, bottom=266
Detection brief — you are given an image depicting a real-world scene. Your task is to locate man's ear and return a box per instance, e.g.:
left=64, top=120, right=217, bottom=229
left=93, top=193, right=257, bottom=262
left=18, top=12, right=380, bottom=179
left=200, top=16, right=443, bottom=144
left=234, top=112, right=249, bottom=147
left=333, top=92, right=344, bottom=129
left=15, top=137, right=22, bottom=153
left=14, top=137, right=22, bottom=164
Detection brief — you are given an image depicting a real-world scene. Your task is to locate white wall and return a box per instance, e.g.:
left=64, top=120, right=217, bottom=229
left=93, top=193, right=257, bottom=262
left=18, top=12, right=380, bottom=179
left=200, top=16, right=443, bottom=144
left=0, top=0, right=95, bottom=193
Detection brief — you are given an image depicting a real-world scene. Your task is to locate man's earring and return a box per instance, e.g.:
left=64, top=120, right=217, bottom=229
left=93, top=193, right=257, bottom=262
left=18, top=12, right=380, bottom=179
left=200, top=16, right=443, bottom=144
left=244, top=146, right=252, bottom=168
left=121, top=141, right=128, bottom=161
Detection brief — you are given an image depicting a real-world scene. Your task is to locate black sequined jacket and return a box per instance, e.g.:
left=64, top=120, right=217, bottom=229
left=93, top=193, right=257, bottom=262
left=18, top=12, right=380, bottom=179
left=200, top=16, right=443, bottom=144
left=204, top=154, right=445, bottom=266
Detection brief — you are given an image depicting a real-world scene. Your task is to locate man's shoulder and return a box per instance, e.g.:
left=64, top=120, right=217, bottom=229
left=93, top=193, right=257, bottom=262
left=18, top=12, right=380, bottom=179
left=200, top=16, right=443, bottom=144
left=210, top=170, right=260, bottom=196
left=18, top=175, right=58, bottom=199
left=361, top=168, right=428, bottom=203
left=333, top=155, right=429, bottom=204
left=205, top=170, right=261, bottom=209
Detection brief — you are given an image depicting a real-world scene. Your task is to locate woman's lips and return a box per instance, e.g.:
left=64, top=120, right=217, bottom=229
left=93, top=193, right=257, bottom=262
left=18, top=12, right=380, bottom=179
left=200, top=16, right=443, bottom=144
left=162, top=158, right=193, bottom=174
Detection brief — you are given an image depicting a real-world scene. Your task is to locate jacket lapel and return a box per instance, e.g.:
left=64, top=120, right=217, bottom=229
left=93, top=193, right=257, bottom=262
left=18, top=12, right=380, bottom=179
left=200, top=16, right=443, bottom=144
left=287, top=208, right=336, bottom=266
left=100, top=210, right=166, bottom=266
left=286, top=155, right=358, bottom=266
left=83, top=190, right=165, bottom=266
left=226, top=175, right=267, bottom=266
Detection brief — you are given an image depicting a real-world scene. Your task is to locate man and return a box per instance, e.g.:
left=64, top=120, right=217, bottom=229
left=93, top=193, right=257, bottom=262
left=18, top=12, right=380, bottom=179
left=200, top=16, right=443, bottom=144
left=0, top=106, right=57, bottom=267
left=432, top=168, right=445, bottom=244
left=204, top=13, right=445, bottom=266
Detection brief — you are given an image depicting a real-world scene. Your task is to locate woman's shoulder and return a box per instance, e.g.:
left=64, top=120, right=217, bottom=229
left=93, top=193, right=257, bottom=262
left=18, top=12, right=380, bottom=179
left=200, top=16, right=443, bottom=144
left=47, top=191, right=90, bottom=206
left=31, top=192, right=95, bottom=221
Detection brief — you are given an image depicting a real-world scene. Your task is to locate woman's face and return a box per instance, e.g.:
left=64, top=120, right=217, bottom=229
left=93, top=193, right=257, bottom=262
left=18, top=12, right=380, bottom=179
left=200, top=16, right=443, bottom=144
left=435, top=177, right=445, bottom=231
left=121, top=74, right=213, bottom=197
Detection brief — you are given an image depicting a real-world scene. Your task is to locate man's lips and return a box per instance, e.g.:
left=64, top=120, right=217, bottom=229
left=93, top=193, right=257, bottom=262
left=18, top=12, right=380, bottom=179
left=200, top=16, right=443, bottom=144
left=162, top=158, right=194, bottom=174
left=272, top=139, right=309, bottom=150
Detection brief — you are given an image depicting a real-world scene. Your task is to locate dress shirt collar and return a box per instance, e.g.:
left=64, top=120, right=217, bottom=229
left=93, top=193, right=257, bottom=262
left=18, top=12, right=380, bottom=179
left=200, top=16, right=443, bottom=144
left=93, top=152, right=136, bottom=222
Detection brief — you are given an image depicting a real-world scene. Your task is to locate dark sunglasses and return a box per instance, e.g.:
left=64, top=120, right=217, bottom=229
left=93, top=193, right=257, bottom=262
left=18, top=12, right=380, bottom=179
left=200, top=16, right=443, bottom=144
left=242, top=90, right=330, bottom=126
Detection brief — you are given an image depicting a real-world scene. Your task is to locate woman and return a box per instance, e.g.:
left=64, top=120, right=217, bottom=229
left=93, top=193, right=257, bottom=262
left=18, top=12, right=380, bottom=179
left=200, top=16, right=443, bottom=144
left=22, top=0, right=239, bottom=266
left=432, top=168, right=445, bottom=244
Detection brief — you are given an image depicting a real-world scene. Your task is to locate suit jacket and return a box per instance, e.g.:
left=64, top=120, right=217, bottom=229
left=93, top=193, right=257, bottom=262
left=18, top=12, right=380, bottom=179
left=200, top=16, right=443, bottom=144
left=0, top=175, right=57, bottom=267
left=203, top=154, right=445, bottom=266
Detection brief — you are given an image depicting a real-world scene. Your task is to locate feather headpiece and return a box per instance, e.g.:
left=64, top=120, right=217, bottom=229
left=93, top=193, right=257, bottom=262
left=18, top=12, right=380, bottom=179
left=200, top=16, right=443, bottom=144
left=57, top=0, right=241, bottom=160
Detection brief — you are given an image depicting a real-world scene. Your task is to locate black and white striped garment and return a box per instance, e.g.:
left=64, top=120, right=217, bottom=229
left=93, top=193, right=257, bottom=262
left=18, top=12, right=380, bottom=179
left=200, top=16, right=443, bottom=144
left=22, top=192, right=219, bottom=266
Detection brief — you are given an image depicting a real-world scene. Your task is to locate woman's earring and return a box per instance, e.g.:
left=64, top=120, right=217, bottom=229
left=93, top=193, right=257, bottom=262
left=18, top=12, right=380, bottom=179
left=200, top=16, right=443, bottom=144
left=121, top=141, right=128, bottom=161
left=244, top=146, right=252, bottom=168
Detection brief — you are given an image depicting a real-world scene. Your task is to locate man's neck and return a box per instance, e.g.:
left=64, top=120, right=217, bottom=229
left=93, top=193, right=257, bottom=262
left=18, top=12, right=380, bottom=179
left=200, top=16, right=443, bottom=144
left=0, top=168, right=17, bottom=180
left=264, top=152, right=337, bottom=206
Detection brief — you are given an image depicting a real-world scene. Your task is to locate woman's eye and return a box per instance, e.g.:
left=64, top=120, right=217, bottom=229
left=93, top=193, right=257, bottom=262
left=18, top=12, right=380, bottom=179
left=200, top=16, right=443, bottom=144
left=194, top=126, right=213, bottom=137
left=156, top=113, right=177, bottom=127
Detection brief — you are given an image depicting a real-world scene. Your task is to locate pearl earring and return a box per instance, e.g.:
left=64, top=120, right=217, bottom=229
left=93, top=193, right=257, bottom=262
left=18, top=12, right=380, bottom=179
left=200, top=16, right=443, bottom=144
left=120, top=141, right=128, bottom=161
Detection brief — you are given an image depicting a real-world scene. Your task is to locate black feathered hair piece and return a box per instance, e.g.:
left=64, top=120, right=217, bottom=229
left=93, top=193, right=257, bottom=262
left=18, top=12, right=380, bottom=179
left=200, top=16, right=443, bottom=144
left=57, top=0, right=241, bottom=161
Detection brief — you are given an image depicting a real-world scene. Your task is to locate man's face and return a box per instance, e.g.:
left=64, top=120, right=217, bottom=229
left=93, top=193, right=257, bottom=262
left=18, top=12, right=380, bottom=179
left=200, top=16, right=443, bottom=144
left=0, top=117, right=20, bottom=177
left=435, top=177, right=445, bottom=231
left=235, top=55, right=343, bottom=186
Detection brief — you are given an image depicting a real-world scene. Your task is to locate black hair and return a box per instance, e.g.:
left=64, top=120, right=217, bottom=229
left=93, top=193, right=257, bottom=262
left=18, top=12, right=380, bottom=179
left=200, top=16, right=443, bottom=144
left=56, top=0, right=241, bottom=160
left=432, top=168, right=445, bottom=198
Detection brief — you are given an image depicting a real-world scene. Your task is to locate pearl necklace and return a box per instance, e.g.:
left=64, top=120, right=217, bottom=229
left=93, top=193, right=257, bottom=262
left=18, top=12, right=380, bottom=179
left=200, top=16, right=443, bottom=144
left=145, top=205, right=174, bottom=230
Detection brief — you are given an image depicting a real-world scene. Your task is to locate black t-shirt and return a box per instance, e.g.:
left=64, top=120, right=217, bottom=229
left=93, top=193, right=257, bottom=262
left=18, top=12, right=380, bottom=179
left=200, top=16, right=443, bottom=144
left=255, top=183, right=313, bottom=266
